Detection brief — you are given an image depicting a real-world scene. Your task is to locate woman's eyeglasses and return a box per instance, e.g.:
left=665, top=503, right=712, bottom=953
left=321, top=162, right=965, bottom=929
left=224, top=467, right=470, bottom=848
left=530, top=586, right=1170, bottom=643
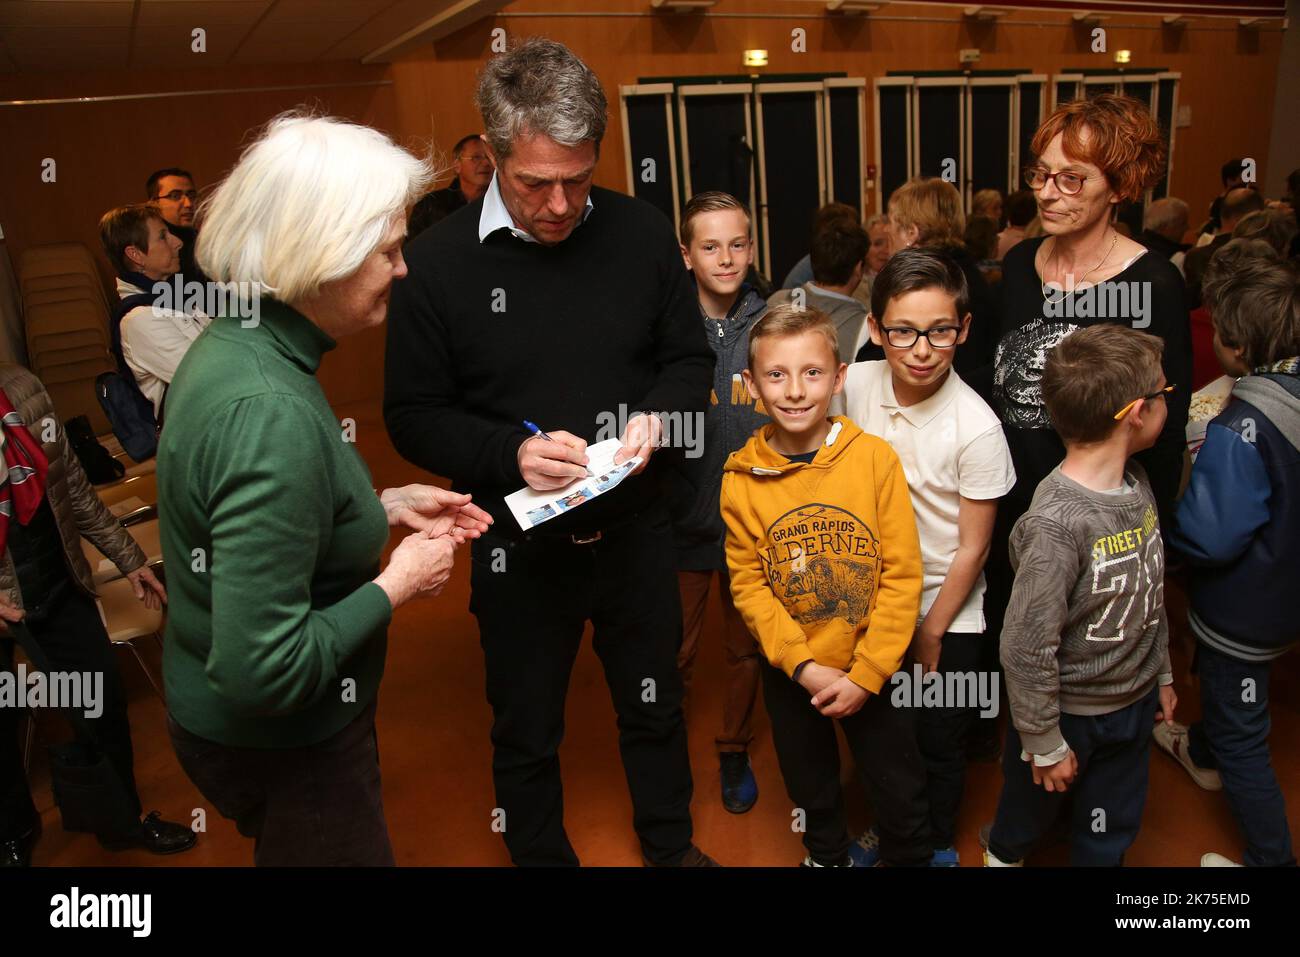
left=1024, top=166, right=1088, bottom=196
left=1113, top=384, right=1176, bottom=421
left=879, top=326, right=962, bottom=349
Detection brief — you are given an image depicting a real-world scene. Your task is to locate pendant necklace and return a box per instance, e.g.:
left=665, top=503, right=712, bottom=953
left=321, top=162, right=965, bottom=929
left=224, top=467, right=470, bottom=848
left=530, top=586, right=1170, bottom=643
left=1041, top=229, right=1118, bottom=304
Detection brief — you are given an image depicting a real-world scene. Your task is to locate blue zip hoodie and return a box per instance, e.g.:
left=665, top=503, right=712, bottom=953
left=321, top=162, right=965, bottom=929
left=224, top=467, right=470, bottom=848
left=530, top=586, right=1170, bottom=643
left=1170, top=372, right=1300, bottom=661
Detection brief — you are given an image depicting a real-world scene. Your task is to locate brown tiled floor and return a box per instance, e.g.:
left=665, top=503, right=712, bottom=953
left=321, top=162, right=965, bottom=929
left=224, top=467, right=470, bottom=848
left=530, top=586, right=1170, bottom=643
left=27, top=399, right=1300, bottom=866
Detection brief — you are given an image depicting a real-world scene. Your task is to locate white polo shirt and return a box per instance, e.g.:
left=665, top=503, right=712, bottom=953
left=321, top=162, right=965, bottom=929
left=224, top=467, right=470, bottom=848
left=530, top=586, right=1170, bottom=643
left=842, top=360, right=1015, bottom=633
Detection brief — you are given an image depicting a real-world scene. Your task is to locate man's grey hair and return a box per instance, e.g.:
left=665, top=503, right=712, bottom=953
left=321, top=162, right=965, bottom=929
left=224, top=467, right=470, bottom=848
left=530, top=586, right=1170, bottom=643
left=476, top=37, right=607, bottom=161
left=1143, top=196, right=1189, bottom=235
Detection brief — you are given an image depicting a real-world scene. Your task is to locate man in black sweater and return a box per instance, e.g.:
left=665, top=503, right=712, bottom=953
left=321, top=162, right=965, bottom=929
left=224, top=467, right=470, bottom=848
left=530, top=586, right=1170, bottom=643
left=384, top=38, right=717, bottom=867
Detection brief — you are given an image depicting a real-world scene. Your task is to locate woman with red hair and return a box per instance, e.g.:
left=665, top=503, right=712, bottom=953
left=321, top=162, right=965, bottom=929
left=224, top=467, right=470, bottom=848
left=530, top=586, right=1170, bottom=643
left=979, top=94, right=1192, bottom=773
left=992, top=94, right=1191, bottom=524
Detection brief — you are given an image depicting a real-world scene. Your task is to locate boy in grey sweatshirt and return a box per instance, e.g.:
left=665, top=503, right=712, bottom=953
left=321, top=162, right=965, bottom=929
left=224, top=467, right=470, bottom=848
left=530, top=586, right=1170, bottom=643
left=986, top=324, right=1178, bottom=867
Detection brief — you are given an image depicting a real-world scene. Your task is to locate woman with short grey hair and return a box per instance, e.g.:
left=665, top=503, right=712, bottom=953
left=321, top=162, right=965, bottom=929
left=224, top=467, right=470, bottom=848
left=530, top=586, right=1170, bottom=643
left=159, top=113, right=491, bottom=866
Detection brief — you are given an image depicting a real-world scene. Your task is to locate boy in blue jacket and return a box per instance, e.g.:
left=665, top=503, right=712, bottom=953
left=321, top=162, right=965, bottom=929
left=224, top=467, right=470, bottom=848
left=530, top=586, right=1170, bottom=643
left=1165, top=242, right=1300, bottom=867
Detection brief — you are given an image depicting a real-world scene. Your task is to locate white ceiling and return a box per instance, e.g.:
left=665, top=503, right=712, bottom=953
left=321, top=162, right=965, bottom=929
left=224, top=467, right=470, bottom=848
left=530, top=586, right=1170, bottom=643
left=0, top=0, right=512, bottom=72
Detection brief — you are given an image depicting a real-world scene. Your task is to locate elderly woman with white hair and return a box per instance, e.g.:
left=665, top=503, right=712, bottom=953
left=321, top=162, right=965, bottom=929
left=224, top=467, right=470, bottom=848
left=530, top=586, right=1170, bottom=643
left=157, top=113, right=491, bottom=866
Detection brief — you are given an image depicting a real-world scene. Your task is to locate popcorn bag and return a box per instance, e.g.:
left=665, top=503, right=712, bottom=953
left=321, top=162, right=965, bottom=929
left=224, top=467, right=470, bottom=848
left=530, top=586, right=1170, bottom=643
left=1186, top=376, right=1236, bottom=462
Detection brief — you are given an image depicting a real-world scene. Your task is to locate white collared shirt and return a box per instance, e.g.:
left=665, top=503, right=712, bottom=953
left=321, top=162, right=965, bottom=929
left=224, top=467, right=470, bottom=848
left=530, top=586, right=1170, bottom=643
left=477, top=171, right=594, bottom=244
left=841, top=360, right=1016, bottom=632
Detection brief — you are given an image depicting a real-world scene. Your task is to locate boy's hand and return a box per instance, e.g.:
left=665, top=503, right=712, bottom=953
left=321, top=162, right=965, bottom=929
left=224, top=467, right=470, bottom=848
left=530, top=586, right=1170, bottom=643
left=812, top=676, right=870, bottom=719
left=796, top=662, right=843, bottom=697
left=1030, top=750, right=1078, bottom=792
left=911, top=626, right=943, bottom=674
left=1156, top=685, right=1178, bottom=725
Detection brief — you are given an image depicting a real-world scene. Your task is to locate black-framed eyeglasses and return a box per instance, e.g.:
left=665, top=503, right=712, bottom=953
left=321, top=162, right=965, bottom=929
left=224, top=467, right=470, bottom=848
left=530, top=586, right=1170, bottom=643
left=156, top=189, right=198, bottom=202
left=1024, top=166, right=1089, bottom=196
left=880, top=325, right=962, bottom=349
left=1113, top=384, right=1176, bottom=421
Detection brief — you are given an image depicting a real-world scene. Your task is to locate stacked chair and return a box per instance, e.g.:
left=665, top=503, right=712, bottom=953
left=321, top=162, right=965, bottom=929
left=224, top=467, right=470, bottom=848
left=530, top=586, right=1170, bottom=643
left=17, top=242, right=115, bottom=436
left=13, top=245, right=166, bottom=769
left=84, top=465, right=165, bottom=699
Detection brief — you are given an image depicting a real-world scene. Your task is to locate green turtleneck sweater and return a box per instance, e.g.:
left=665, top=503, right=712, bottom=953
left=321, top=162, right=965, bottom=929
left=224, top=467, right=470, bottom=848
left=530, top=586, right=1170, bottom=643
left=158, top=299, right=393, bottom=748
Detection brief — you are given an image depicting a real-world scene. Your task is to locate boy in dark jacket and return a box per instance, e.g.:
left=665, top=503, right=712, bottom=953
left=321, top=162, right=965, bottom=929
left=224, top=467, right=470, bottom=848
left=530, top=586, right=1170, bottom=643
left=672, top=192, right=768, bottom=813
left=1166, top=247, right=1300, bottom=867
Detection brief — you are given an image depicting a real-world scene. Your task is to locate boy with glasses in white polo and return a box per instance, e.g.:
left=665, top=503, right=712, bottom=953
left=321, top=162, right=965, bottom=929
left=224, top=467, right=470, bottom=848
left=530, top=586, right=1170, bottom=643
left=839, top=247, right=1015, bottom=865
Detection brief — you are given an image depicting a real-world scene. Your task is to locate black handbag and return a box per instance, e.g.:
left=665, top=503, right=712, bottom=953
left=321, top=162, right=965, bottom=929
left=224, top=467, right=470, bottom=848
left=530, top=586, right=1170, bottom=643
left=8, top=621, right=139, bottom=841
left=63, top=414, right=126, bottom=484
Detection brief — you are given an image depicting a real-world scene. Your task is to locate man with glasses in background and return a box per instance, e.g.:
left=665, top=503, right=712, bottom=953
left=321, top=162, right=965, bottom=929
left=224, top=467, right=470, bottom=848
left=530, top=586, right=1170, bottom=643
left=407, top=134, right=496, bottom=241
left=145, top=167, right=207, bottom=284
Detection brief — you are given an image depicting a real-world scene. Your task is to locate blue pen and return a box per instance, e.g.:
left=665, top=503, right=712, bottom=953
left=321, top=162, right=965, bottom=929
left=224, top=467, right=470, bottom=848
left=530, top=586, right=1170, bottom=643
left=523, top=420, right=593, bottom=476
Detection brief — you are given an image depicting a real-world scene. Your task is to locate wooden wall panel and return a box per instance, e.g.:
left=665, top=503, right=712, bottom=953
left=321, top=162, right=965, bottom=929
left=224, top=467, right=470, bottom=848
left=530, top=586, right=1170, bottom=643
left=0, top=2, right=1286, bottom=409
left=391, top=0, right=1285, bottom=237
left=0, top=61, right=407, bottom=407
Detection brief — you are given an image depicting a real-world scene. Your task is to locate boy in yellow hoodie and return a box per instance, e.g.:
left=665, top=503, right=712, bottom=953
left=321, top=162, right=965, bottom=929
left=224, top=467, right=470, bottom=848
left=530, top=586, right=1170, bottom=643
left=721, top=303, right=931, bottom=866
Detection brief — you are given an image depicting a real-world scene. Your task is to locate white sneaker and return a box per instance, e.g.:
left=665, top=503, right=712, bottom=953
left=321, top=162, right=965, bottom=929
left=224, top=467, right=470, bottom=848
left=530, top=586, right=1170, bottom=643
left=1152, top=722, right=1223, bottom=791
left=800, top=855, right=853, bottom=867
left=1201, top=852, right=1243, bottom=867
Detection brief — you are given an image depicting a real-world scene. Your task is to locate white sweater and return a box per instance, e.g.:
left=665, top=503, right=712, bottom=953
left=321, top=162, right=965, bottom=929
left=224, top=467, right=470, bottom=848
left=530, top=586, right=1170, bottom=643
left=116, top=277, right=210, bottom=418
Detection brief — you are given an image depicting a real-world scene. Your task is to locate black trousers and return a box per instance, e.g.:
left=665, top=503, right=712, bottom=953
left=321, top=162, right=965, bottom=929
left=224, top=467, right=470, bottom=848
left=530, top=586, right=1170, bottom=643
left=468, top=513, right=694, bottom=866
left=761, top=661, right=931, bottom=866
left=0, top=586, right=142, bottom=841
left=167, top=696, right=393, bottom=866
left=974, top=501, right=1019, bottom=750
left=914, top=632, right=983, bottom=848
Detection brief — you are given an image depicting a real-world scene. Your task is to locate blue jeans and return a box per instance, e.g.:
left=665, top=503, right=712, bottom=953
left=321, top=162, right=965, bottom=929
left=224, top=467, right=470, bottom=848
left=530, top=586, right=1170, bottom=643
left=1188, top=643, right=1296, bottom=867
left=990, top=685, right=1158, bottom=866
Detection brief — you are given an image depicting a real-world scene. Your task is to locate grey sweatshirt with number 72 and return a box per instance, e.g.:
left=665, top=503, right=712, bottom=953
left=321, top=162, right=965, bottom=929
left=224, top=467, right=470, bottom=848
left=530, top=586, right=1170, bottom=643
left=1001, top=461, right=1174, bottom=757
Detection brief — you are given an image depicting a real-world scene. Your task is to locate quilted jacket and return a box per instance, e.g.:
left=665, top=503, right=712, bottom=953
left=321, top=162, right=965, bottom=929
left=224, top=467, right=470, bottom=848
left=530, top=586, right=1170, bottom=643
left=0, top=362, right=146, bottom=609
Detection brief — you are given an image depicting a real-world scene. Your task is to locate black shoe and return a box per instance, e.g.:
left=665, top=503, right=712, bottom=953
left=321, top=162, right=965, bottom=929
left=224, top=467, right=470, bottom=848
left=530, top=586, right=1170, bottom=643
left=0, top=822, right=39, bottom=867
left=1, top=837, right=30, bottom=867
left=644, top=844, right=722, bottom=867
left=100, top=811, right=197, bottom=855
left=719, top=751, right=758, bottom=814
left=1, top=839, right=28, bottom=867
